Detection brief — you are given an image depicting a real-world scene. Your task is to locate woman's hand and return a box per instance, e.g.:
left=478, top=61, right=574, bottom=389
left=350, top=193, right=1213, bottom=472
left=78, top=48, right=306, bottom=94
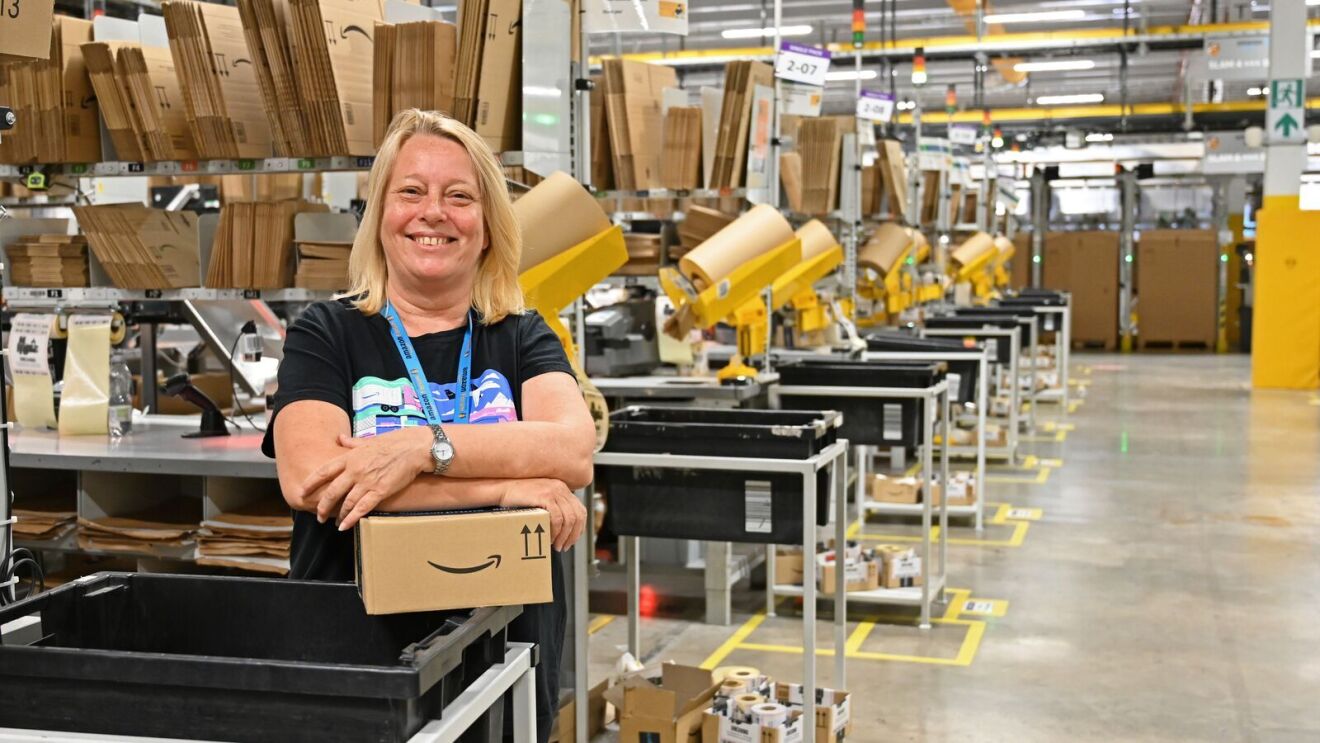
left=499, top=478, right=586, bottom=551
left=293, top=429, right=431, bottom=530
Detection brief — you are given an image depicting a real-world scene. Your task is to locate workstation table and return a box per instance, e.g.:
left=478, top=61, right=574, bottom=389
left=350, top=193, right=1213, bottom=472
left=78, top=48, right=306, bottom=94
left=920, top=325, right=1023, bottom=464
left=999, top=293, right=1073, bottom=409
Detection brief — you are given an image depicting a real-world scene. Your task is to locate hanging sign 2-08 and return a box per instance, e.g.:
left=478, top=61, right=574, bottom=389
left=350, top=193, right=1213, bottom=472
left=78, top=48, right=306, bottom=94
left=775, top=42, right=831, bottom=88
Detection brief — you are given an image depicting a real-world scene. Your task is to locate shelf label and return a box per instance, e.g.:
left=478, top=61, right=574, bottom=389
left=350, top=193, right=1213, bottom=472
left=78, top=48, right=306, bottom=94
left=70, top=164, right=88, bottom=175
left=44, top=289, right=64, bottom=299
left=144, top=289, right=163, bottom=299
left=180, top=160, right=199, bottom=172
left=355, top=156, right=375, bottom=168
left=744, top=480, right=773, bottom=534
left=780, top=81, right=823, bottom=117
left=775, top=42, right=831, bottom=87
left=127, top=162, right=145, bottom=173
left=242, top=289, right=260, bottom=299
left=297, top=158, right=314, bottom=169
left=949, top=126, right=978, bottom=146
left=855, top=89, right=894, bottom=123
left=237, top=159, right=256, bottom=171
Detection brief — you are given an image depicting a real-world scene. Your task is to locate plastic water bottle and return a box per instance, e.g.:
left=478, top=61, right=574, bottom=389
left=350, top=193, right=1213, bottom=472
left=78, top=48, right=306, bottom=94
left=108, top=352, right=133, bottom=436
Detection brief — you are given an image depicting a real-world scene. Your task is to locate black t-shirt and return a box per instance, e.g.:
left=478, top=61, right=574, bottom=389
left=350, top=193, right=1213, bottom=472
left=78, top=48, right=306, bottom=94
left=262, top=298, right=575, bottom=581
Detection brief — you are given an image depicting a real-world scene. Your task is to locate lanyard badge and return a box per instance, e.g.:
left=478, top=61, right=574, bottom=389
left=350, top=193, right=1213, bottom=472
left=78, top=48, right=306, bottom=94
left=381, top=301, right=475, bottom=426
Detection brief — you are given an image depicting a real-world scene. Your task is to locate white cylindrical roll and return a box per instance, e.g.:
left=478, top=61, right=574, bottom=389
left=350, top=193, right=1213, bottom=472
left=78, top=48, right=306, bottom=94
left=720, top=678, right=750, bottom=697
left=751, top=702, right=789, bottom=728
left=713, top=665, right=762, bottom=684
left=735, top=693, right=764, bottom=716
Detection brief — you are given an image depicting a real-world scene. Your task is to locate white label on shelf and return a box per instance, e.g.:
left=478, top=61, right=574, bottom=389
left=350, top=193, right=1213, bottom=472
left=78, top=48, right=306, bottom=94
left=882, top=403, right=902, bottom=441
left=1044, top=315, right=1056, bottom=331
left=855, top=89, right=894, bottom=123
left=985, top=338, right=998, bottom=359
left=963, top=600, right=995, bottom=615
left=949, top=126, right=978, bottom=146
left=780, top=81, right=824, bottom=117
left=775, top=41, right=831, bottom=87
left=946, top=373, right=961, bottom=396
left=745, top=480, right=773, bottom=533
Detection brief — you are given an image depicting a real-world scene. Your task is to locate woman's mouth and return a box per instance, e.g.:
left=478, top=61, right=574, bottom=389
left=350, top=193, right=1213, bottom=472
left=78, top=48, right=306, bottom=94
left=410, top=235, right=457, bottom=247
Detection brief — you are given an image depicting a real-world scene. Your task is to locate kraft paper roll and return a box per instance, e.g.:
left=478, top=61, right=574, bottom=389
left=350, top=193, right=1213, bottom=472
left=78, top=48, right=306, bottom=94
left=794, top=219, right=838, bottom=262
left=951, top=231, right=996, bottom=269
left=720, top=678, right=751, bottom=696
left=751, top=702, right=789, bottom=728
left=6, top=314, right=58, bottom=430
left=713, top=665, right=761, bottom=684
left=513, top=171, right=612, bottom=273
left=58, top=315, right=112, bottom=436
left=678, top=204, right=794, bottom=290
left=735, top=694, right=764, bottom=716
left=858, top=222, right=915, bottom=275
left=727, top=668, right=760, bottom=686
left=913, top=230, right=931, bottom=263
left=993, top=235, right=1016, bottom=259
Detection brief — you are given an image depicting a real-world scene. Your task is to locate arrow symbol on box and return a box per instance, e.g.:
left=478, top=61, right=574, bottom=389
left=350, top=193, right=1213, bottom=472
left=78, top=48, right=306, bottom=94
left=1274, top=113, right=1300, bottom=138
left=427, top=555, right=501, bottom=574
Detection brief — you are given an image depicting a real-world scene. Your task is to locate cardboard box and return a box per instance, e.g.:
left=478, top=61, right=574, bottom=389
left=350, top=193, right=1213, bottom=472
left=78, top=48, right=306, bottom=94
left=553, top=679, right=609, bottom=743
left=930, top=473, right=976, bottom=507
left=1043, top=230, right=1119, bottom=348
left=818, top=558, right=879, bottom=594
left=608, top=662, right=719, bottom=743
left=874, top=545, right=923, bottom=589
left=474, top=0, right=521, bottom=153
left=0, top=0, right=53, bottom=61
left=774, top=548, right=805, bottom=586
left=772, top=684, right=851, bottom=743
left=702, top=708, right=806, bottom=743
left=1136, top=229, right=1217, bottom=347
left=354, top=507, right=552, bottom=615
left=871, top=474, right=920, bottom=504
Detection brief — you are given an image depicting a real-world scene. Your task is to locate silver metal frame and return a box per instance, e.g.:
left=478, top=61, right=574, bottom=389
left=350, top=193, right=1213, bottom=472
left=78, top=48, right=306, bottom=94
left=920, top=326, right=1021, bottom=463
left=765, top=382, right=950, bottom=629
left=593, top=440, right=850, bottom=708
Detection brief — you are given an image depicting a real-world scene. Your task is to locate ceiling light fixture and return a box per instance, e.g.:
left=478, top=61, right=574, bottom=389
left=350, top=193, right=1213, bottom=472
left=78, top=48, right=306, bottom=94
left=1014, top=59, right=1097, bottom=72
left=1035, top=93, right=1105, bottom=105
left=721, top=24, right=813, bottom=39
left=982, top=9, right=1086, bottom=24
left=825, top=69, right=878, bottom=82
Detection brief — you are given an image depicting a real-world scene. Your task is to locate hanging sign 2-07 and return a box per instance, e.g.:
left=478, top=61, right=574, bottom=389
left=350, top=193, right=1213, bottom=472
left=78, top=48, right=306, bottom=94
left=775, top=42, right=831, bottom=87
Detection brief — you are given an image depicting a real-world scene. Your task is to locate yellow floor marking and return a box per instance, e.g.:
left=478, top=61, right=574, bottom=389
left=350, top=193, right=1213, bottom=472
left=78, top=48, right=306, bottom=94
left=1038, top=422, right=1076, bottom=433
left=986, top=466, right=1051, bottom=485
left=736, top=616, right=985, bottom=667
left=904, top=461, right=922, bottom=477
left=588, top=615, right=616, bottom=635
left=1067, top=400, right=1085, bottom=414
left=845, top=620, right=878, bottom=654
left=1021, top=454, right=1039, bottom=469
left=700, top=612, right=768, bottom=670
left=854, top=520, right=1031, bottom=548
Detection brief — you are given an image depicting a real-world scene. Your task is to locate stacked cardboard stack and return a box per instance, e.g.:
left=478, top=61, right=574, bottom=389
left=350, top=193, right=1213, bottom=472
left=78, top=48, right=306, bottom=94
left=81, top=42, right=196, bottom=162
left=77, top=500, right=198, bottom=555
left=601, top=59, right=676, bottom=190
left=73, top=205, right=200, bottom=289
left=798, top=116, right=852, bottom=215
left=236, top=0, right=309, bottom=156
left=920, top=171, right=941, bottom=225
left=709, top=60, right=773, bottom=188
left=861, top=163, right=880, bottom=217
left=0, top=16, right=100, bottom=165
left=286, top=0, right=382, bottom=156
left=206, top=200, right=328, bottom=289
left=589, top=74, right=613, bottom=189
left=659, top=106, right=702, bottom=190
left=293, top=239, right=352, bottom=289
left=878, top=140, right=908, bottom=220
left=12, top=495, right=77, bottom=542
left=454, top=0, right=521, bottom=152
left=675, top=205, right=734, bottom=259
left=619, top=233, right=662, bottom=276
left=162, top=1, right=273, bottom=160
left=196, top=498, right=292, bottom=576
left=779, top=151, right=804, bottom=213
left=5, top=234, right=90, bottom=287
left=373, top=20, right=457, bottom=147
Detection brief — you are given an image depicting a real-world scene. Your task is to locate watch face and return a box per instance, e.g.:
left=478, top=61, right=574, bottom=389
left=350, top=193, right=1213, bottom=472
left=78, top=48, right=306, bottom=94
left=434, top=442, right=455, bottom=461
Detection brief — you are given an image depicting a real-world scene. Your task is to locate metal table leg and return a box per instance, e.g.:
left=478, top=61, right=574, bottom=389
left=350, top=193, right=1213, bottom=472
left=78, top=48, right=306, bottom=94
left=920, top=393, right=934, bottom=630
left=802, top=455, right=818, bottom=716
left=975, top=353, right=987, bottom=532
left=705, top=541, right=733, bottom=626
left=626, top=535, right=641, bottom=659
left=939, top=387, right=950, bottom=606
left=853, top=443, right=868, bottom=520
left=766, top=545, right=777, bottom=617
left=833, top=443, right=847, bottom=689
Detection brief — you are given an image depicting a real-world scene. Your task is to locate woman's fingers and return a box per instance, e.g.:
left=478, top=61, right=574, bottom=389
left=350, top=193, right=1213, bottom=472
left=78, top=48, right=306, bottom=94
left=314, top=472, right=355, bottom=524
left=338, top=433, right=365, bottom=448
left=338, top=488, right=382, bottom=531
left=299, top=457, right=347, bottom=503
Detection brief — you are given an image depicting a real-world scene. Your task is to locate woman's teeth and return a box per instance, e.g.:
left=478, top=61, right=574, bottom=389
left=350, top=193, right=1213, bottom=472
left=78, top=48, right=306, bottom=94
left=414, top=236, right=452, bottom=246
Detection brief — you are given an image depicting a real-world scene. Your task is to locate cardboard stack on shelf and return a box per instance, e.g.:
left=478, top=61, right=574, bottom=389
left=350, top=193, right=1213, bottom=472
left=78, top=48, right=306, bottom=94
left=710, top=60, right=772, bottom=189
left=162, top=0, right=274, bottom=160
left=206, top=199, right=329, bottom=289
left=0, top=16, right=100, bottom=165
left=73, top=204, right=201, bottom=289
left=82, top=41, right=197, bottom=162
left=373, top=20, right=457, bottom=147
left=798, top=116, right=852, bottom=215
left=196, top=498, right=292, bottom=576
left=619, top=233, right=662, bottom=276
left=77, top=500, right=198, bottom=556
left=236, top=0, right=310, bottom=156
left=293, top=238, right=352, bottom=289
left=81, top=41, right=146, bottom=162
left=286, top=0, right=383, bottom=156
left=4, top=234, right=90, bottom=288
left=454, top=0, right=521, bottom=153
left=11, top=495, right=78, bottom=543
left=659, top=105, right=702, bottom=190
left=602, top=58, right=677, bottom=191
left=673, top=205, right=733, bottom=261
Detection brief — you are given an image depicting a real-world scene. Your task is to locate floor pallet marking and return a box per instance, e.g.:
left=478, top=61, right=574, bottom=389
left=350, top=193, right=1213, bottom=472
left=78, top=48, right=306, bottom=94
left=588, top=615, right=616, bottom=635
left=848, top=502, right=1041, bottom=548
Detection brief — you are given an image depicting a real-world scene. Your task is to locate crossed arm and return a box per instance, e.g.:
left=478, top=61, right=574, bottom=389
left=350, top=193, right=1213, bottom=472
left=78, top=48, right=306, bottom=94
left=273, top=371, right=593, bottom=550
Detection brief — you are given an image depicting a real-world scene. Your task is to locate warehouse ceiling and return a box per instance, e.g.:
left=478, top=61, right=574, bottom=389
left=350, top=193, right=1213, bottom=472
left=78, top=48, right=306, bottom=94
left=590, top=0, right=1320, bottom=129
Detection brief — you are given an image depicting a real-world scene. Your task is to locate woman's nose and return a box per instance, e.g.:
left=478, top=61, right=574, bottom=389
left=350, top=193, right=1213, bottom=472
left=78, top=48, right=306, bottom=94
left=420, top=194, right=448, bottom=222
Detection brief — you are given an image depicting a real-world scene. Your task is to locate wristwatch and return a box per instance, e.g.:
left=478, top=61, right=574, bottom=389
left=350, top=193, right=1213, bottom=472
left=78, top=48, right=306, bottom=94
left=428, top=423, right=456, bottom=475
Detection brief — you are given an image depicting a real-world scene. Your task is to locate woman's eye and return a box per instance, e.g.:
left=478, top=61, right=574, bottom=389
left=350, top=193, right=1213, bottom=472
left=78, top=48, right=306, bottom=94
left=399, top=187, right=422, bottom=196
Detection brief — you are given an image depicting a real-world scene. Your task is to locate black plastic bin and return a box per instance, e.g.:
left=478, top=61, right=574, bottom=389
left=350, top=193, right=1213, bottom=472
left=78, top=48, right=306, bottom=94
left=598, top=406, right=840, bottom=544
left=864, top=331, right=982, bottom=405
left=0, top=573, right=521, bottom=743
left=775, top=358, right=945, bottom=448
left=950, top=308, right=1039, bottom=351
left=923, top=316, right=1027, bottom=364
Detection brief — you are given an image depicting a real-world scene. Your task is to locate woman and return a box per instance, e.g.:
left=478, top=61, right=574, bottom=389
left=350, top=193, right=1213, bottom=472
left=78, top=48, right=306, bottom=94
left=263, top=109, right=593, bottom=742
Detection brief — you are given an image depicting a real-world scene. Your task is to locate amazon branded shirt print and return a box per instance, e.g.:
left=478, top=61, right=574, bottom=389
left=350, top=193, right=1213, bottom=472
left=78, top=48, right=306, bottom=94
left=262, top=298, right=573, bottom=743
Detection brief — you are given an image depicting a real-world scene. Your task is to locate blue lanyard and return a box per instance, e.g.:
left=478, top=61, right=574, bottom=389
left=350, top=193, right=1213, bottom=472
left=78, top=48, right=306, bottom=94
left=380, top=301, right=474, bottom=425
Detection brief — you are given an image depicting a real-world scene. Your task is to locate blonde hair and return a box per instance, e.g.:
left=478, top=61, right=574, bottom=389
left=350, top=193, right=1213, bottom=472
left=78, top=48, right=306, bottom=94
left=345, top=109, right=525, bottom=323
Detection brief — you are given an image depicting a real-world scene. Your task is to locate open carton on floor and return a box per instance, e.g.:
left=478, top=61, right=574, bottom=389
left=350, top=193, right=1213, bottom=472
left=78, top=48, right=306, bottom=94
left=702, top=708, right=806, bottom=743
left=773, top=683, right=851, bottom=743
left=605, top=662, right=721, bottom=743
left=354, top=507, right=552, bottom=615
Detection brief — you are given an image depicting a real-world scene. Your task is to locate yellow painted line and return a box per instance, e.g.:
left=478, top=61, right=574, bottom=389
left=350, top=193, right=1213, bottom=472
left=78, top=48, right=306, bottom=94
left=847, top=617, right=987, bottom=667
left=700, top=612, right=768, bottom=670
left=739, top=642, right=840, bottom=657
left=588, top=615, right=616, bottom=635
left=986, top=466, right=1051, bottom=485
left=1021, top=454, right=1039, bottom=469
left=855, top=520, right=1030, bottom=548
left=845, top=620, right=878, bottom=654
left=941, top=587, right=972, bottom=620
left=1038, top=422, right=1076, bottom=433
left=1067, top=400, right=1085, bottom=414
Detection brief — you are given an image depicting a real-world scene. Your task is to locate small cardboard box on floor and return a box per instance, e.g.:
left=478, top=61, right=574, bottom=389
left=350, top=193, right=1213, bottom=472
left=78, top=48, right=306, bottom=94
left=817, top=554, right=879, bottom=593
left=354, top=507, right=552, bottom=615
left=870, top=474, right=920, bottom=504
left=773, top=683, right=852, bottom=743
left=702, top=707, right=806, bottom=743
left=874, top=545, right=923, bottom=589
left=774, top=548, right=805, bottom=585
left=606, top=662, right=720, bottom=743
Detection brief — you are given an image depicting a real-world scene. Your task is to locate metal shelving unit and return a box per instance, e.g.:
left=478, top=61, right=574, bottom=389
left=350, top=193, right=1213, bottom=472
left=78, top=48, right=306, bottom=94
left=3, top=286, right=336, bottom=306
left=922, top=326, right=1022, bottom=463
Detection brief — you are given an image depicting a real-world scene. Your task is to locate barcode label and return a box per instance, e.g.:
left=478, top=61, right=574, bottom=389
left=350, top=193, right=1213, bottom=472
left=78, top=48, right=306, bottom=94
left=882, top=404, right=902, bottom=440
left=985, top=339, right=998, bottom=359
left=1044, top=316, right=1056, bottom=331
left=744, top=480, right=773, bottom=534
left=947, top=373, right=961, bottom=395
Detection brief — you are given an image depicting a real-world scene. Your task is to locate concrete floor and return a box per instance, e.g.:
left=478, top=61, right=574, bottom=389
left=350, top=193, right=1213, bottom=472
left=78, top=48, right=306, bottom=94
left=584, top=353, right=1320, bottom=742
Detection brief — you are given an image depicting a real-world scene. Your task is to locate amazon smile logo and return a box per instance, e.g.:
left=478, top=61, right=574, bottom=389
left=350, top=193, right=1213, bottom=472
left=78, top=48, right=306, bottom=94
left=427, top=554, right=501, bottom=574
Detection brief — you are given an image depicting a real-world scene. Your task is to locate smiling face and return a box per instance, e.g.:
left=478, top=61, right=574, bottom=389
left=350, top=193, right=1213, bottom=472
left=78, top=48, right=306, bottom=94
left=379, top=134, right=487, bottom=294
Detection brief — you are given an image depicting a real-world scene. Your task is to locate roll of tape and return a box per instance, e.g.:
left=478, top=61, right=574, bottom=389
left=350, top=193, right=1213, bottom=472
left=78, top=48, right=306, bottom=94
left=713, top=666, right=761, bottom=684
left=751, top=702, right=788, bottom=728
left=720, top=678, right=750, bottom=697
left=735, top=694, right=764, bottom=716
